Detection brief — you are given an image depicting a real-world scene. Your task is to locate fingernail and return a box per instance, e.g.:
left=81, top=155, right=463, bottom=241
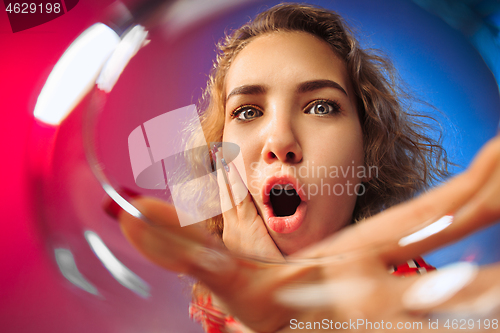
left=210, top=144, right=221, bottom=173
left=221, top=158, right=230, bottom=172
left=275, top=278, right=374, bottom=309
left=210, top=144, right=218, bottom=161
left=103, top=188, right=141, bottom=220
left=402, top=262, right=478, bottom=310
left=398, top=215, right=453, bottom=247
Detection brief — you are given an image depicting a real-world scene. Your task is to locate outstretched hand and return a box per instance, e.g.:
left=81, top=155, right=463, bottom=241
left=118, top=134, right=500, bottom=332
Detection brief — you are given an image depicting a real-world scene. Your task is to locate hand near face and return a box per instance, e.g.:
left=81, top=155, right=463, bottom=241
left=118, top=135, right=500, bottom=332
left=214, top=148, right=284, bottom=261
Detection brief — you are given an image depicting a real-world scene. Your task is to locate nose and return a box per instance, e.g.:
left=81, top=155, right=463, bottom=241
left=262, top=118, right=303, bottom=164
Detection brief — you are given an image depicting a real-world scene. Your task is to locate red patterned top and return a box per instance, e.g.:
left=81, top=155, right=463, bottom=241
left=189, top=257, right=436, bottom=333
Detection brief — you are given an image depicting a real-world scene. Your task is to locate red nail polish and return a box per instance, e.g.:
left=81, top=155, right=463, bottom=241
left=122, top=188, right=141, bottom=198
left=221, top=158, right=230, bottom=172
left=210, top=144, right=221, bottom=172
left=210, top=144, right=219, bottom=159
left=210, top=145, right=217, bottom=163
left=103, top=188, right=141, bottom=220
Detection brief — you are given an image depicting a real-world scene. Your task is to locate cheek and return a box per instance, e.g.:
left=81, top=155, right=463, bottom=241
left=338, top=121, right=365, bottom=168
left=313, top=130, right=364, bottom=167
left=308, top=130, right=365, bottom=187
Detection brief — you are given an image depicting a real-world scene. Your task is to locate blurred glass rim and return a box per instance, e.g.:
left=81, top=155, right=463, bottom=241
left=32, top=0, right=500, bottom=266
left=33, top=0, right=257, bottom=126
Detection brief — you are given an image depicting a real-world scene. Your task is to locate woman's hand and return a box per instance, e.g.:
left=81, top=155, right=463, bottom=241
left=298, top=132, right=500, bottom=263
left=275, top=133, right=500, bottom=330
left=117, top=195, right=301, bottom=331
left=214, top=148, right=284, bottom=261
left=118, top=134, right=500, bottom=332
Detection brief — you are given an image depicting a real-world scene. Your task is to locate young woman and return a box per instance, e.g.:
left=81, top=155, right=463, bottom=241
left=181, top=3, right=448, bottom=261
left=114, top=3, right=500, bottom=333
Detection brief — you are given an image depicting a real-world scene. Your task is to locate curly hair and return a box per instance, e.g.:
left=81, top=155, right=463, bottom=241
left=182, top=3, right=449, bottom=238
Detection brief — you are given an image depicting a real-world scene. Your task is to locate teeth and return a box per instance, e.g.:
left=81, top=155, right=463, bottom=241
left=272, top=183, right=294, bottom=191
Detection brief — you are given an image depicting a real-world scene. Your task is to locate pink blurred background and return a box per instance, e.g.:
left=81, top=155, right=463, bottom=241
left=0, top=1, right=128, bottom=331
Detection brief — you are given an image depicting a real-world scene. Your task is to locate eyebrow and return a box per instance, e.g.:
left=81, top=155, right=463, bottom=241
left=226, top=79, right=348, bottom=101
left=297, top=80, right=348, bottom=96
left=226, top=84, right=268, bottom=101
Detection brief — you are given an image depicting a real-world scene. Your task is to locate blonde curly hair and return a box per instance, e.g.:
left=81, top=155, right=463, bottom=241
left=180, top=3, right=449, bottom=238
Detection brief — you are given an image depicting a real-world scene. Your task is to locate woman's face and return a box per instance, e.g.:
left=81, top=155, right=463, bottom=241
left=222, top=32, right=366, bottom=255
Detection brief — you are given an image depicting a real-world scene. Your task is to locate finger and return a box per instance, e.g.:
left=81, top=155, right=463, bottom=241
left=450, top=134, right=500, bottom=231
left=217, top=147, right=258, bottom=224
left=117, top=200, right=311, bottom=332
left=401, top=262, right=500, bottom=318
left=452, top=147, right=500, bottom=231
left=215, top=148, right=235, bottom=215
left=297, top=171, right=474, bottom=264
left=217, top=150, right=259, bottom=231
left=274, top=255, right=390, bottom=310
left=225, top=159, right=261, bottom=223
left=224, top=157, right=248, bottom=206
left=119, top=197, right=219, bottom=268
left=117, top=197, right=249, bottom=286
left=298, top=135, right=500, bottom=265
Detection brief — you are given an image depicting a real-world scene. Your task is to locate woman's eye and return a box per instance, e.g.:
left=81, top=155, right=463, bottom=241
left=233, top=107, right=263, bottom=121
left=305, top=100, right=341, bottom=116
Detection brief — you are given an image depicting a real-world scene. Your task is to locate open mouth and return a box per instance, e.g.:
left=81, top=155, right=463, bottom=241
left=262, top=176, right=307, bottom=234
left=270, top=184, right=301, bottom=217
